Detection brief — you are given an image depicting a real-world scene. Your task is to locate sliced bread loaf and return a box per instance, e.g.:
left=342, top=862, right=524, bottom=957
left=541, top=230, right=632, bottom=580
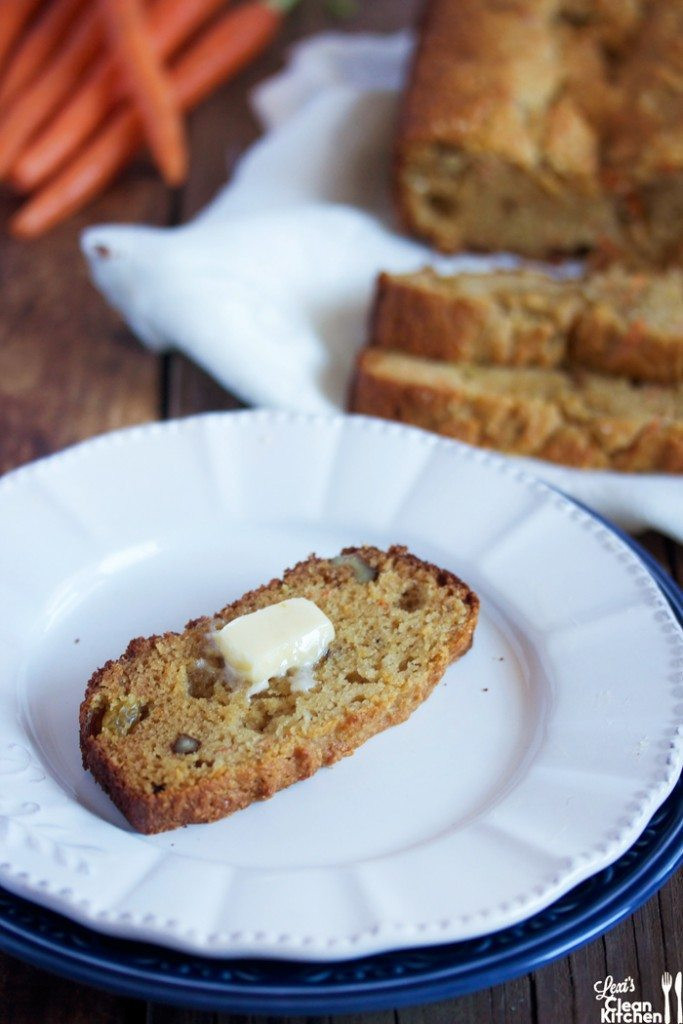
left=372, top=269, right=582, bottom=370
left=351, top=349, right=683, bottom=472
left=372, top=267, right=683, bottom=382
left=80, top=546, right=479, bottom=834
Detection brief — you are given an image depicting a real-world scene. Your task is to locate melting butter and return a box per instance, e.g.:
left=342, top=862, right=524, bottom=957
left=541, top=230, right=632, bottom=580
left=212, top=598, right=335, bottom=697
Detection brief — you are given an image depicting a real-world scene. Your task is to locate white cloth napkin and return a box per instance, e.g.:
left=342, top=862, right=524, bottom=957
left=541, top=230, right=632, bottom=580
left=82, top=32, right=683, bottom=541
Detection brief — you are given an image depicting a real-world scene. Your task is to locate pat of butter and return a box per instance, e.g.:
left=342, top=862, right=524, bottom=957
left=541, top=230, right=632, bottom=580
left=213, top=598, right=335, bottom=695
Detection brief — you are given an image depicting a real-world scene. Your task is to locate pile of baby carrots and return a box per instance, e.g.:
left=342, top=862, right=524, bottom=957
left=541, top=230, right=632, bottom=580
left=0, top=0, right=301, bottom=238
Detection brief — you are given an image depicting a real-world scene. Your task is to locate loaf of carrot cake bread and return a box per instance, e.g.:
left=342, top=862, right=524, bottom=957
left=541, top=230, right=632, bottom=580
left=80, top=546, right=479, bottom=833
left=372, top=267, right=683, bottom=382
left=352, top=349, right=683, bottom=473
left=395, top=0, right=683, bottom=263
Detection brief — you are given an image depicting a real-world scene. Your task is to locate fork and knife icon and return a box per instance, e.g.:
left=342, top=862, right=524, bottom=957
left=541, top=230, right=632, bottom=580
left=662, top=971, right=682, bottom=1024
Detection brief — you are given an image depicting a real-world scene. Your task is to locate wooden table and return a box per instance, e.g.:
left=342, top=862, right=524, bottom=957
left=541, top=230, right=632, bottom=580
left=0, top=2, right=680, bottom=1021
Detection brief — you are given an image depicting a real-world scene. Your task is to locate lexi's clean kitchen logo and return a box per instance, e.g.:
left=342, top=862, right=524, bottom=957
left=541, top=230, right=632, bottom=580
left=594, top=972, right=681, bottom=1023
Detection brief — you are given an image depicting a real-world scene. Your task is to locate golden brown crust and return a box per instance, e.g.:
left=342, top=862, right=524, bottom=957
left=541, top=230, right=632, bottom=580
left=372, top=268, right=683, bottom=382
left=394, top=0, right=683, bottom=264
left=372, top=269, right=579, bottom=369
left=351, top=349, right=683, bottom=472
left=80, top=546, right=479, bottom=834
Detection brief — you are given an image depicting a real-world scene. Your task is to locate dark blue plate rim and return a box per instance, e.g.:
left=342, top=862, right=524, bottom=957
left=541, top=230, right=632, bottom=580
left=0, top=505, right=681, bottom=1014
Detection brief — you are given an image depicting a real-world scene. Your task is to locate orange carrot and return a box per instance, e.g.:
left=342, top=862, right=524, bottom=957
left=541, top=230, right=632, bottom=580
left=0, top=0, right=86, bottom=108
left=10, top=0, right=297, bottom=238
left=171, top=0, right=290, bottom=110
left=0, top=5, right=102, bottom=178
left=12, top=0, right=229, bottom=193
left=11, top=108, right=141, bottom=238
left=100, top=0, right=187, bottom=186
left=0, top=0, right=43, bottom=74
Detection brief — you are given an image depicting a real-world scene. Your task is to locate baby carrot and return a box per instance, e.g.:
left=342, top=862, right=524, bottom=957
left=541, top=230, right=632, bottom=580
left=0, top=5, right=102, bottom=179
left=170, top=0, right=293, bottom=109
left=0, top=0, right=86, bottom=108
left=10, top=0, right=300, bottom=238
left=12, top=0, right=229, bottom=193
left=0, top=0, right=43, bottom=74
left=101, top=0, right=187, bottom=186
left=11, top=107, right=141, bottom=238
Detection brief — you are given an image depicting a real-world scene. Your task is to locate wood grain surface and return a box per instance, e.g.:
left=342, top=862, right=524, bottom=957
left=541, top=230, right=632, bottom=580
left=0, top=3, right=680, bottom=1023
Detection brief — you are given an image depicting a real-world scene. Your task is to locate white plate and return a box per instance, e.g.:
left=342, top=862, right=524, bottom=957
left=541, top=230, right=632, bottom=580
left=0, top=412, right=681, bottom=961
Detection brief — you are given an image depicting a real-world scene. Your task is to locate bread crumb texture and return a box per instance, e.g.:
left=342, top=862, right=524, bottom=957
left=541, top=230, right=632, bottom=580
left=372, top=267, right=683, bottom=382
left=353, top=349, right=683, bottom=472
left=396, top=0, right=683, bottom=263
left=80, top=546, right=479, bottom=833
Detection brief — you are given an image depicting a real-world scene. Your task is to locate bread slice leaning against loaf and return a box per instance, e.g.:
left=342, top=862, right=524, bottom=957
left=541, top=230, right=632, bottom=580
left=352, top=349, right=683, bottom=473
left=80, top=546, right=479, bottom=834
left=372, top=268, right=683, bottom=383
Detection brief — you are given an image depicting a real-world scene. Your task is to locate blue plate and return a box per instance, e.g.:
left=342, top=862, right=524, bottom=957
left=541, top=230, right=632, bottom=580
left=0, top=514, right=681, bottom=1014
